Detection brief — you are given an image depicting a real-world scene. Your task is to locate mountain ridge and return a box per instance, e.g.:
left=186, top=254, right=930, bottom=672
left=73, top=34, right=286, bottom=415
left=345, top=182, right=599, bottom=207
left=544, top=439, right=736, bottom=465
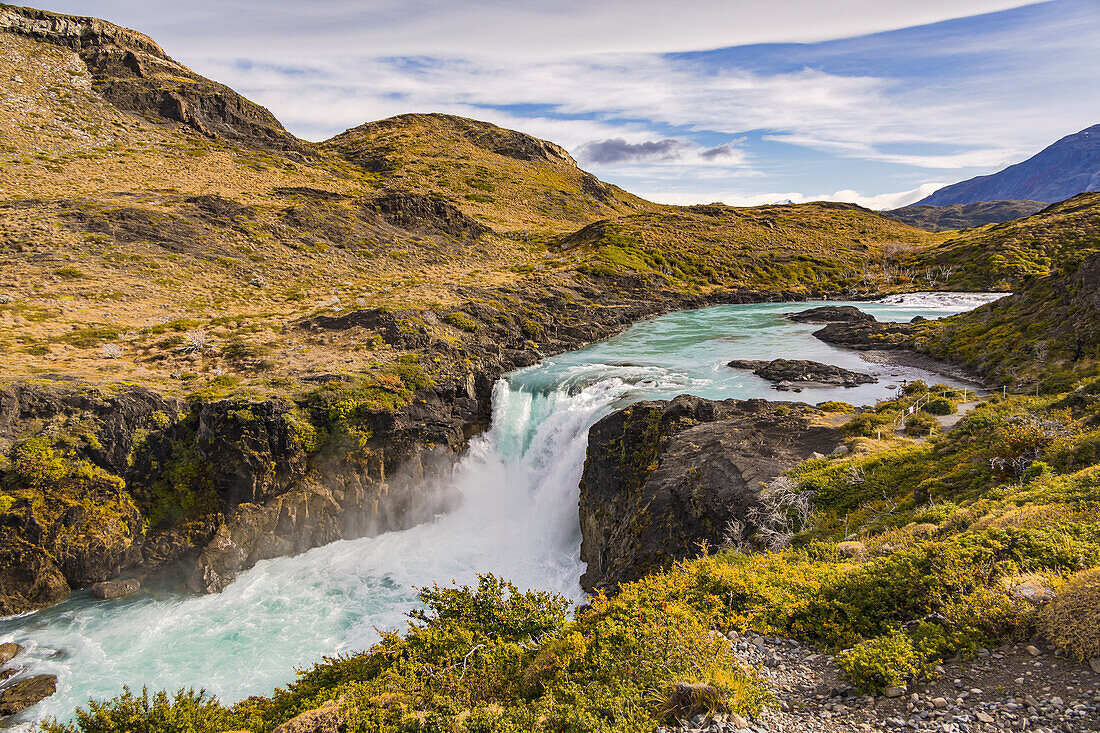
left=916, top=123, right=1100, bottom=205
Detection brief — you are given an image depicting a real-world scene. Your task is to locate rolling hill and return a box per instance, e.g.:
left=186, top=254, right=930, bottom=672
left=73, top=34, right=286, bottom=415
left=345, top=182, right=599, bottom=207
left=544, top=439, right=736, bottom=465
left=884, top=200, right=1046, bottom=232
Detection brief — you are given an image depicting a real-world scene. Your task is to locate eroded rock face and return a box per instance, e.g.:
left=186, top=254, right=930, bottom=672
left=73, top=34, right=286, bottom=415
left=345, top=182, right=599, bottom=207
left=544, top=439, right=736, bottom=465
left=578, top=395, right=842, bottom=593
left=371, top=191, right=489, bottom=240
left=0, top=537, right=73, bottom=617
left=196, top=400, right=311, bottom=512
left=0, top=6, right=305, bottom=153
left=727, top=358, right=876, bottom=390
left=788, top=305, right=875, bottom=324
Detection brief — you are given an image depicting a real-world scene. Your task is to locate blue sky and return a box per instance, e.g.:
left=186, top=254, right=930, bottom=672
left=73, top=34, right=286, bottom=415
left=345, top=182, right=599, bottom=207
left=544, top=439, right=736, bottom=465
left=47, top=0, right=1100, bottom=208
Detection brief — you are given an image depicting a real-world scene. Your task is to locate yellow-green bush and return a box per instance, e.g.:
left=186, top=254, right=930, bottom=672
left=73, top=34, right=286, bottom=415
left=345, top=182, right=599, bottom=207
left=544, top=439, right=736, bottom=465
left=922, top=397, right=955, bottom=416
left=836, top=632, right=920, bottom=693
left=817, top=401, right=855, bottom=413
left=905, top=412, right=939, bottom=436
left=1040, top=568, right=1100, bottom=660
left=444, top=311, right=479, bottom=332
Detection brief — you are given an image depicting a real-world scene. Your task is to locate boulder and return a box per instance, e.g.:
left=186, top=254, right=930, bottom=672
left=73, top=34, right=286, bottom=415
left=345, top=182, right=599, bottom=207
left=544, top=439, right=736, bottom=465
left=0, top=644, right=23, bottom=666
left=578, top=395, right=842, bottom=593
left=0, top=674, right=58, bottom=716
left=664, top=681, right=722, bottom=722
left=788, top=305, right=876, bottom=324
left=1004, top=575, right=1056, bottom=605
left=727, top=358, right=876, bottom=390
left=812, top=320, right=917, bottom=350
left=90, top=578, right=141, bottom=600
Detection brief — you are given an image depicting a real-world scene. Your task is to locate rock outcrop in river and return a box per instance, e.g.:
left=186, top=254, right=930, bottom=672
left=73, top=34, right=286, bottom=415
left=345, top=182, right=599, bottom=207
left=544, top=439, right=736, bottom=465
left=787, top=305, right=876, bottom=324
left=727, top=358, right=876, bottom=390
left=578, top=395, right=842, bottom=593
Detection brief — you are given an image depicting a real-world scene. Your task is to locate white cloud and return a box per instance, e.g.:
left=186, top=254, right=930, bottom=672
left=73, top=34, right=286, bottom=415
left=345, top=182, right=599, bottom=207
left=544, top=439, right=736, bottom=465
left=51, top=0, right=1037, bottom=59
left=642, top=183, right=945, bottom=210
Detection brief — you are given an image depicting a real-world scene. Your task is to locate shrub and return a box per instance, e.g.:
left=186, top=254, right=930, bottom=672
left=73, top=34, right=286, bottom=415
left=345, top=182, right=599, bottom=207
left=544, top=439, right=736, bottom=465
left=1040, top=568, right=1100, bottom=660
left=905, top=412, right=939, bottom=436
left=844, top=410, right=895, bottom=438
left=54, top=266, right=84, bottom=279
left=836, top=632, right=919, bottom=693
left=817, top=401, right=855, bottom=414
left=43, top=687, right=238, bottom=733
left=444, top=311, right=479, bottom=332
left=922, top=397, right=955, bottom=416
left=902, top=380, right=929, bottom=396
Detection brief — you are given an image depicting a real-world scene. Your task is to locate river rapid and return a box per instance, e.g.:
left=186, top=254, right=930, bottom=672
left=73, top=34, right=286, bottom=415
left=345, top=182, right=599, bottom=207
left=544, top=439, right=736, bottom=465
left=0, top=293, right=1004, bottom=725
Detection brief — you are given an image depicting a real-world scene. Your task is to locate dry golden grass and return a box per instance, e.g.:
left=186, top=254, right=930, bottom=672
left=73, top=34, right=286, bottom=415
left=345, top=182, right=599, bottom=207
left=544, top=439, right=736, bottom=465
left=0, top=25, right=947, bottom=401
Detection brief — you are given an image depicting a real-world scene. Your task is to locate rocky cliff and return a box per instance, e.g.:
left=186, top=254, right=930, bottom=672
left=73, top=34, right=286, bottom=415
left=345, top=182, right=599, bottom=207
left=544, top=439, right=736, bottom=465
left=578, top=395, right=842, bottom=593
left=0, top=4, right=305, bottom=153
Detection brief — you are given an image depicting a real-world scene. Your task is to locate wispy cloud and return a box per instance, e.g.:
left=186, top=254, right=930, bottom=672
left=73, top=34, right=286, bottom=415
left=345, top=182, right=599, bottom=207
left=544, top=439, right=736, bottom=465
left=52, top=0, right=1039, bottom=58
left=46, top=0, right=1100, bottom=206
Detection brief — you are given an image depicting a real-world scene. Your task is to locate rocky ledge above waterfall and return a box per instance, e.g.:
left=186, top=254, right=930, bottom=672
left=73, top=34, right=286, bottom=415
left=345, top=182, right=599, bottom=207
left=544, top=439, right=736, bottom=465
left=578, top=395, right=843, bottom=594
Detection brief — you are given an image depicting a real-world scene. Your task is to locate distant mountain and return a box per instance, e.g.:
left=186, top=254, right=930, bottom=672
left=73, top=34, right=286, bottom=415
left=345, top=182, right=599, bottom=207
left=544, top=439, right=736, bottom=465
left=884, top=200, right=1047, bottom=232
left=916, top=124, right=1100, bottom=205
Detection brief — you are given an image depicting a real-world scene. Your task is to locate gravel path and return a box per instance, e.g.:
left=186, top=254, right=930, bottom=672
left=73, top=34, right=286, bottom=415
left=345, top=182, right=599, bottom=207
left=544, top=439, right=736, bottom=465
left=659, top=632, right=1100, bottom=733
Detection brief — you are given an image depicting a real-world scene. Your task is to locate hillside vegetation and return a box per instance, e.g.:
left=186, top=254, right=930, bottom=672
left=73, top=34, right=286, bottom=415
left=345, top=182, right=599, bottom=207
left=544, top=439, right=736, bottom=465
left=911, top=192, right=1100, bottom=290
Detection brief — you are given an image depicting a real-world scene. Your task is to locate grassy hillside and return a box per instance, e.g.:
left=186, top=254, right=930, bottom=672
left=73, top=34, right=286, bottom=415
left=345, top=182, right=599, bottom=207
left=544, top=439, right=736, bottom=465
left=568, top=202, right=943, bottom=294
left=324, top=113, right=653, bottom=234
left=0, top=3, right=954, bottom=406
left=911, top=192, right=1100, bottom=289
left=911, top=250, right=1100, bottom=390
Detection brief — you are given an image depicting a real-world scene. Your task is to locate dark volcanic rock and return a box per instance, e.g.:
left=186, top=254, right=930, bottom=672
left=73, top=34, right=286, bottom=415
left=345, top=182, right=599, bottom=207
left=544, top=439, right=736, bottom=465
left=195, top=399, right=311, bottom=513
left=370, top=191, right=489, bottom=239
left=0, top=538, right=71, bottom=616
left=787, top=305, right=875, bottom=324
left=0, top=674, right=57, bottom=716
left=812, top=320, right=917, bottom=350
left=578, top=395, right=842, bottom=593
left=90, top=578, right=141, bottom=600
left=727, top=358, right=876, bottom=390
